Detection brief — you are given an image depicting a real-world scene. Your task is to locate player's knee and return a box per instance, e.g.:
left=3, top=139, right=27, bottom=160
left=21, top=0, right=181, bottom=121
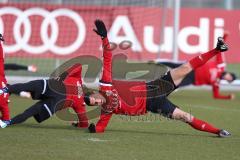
left=172, top=108, right=193, bottom=122
left=182, top=112, right=193, bottom=123
left=170, top=63, right=192, bottom=86
left=178, top=63, right=192, bottom=75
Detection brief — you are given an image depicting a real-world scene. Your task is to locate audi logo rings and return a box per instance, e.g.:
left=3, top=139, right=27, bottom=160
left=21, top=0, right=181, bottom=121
left=0, top=7, right=86, bottom=55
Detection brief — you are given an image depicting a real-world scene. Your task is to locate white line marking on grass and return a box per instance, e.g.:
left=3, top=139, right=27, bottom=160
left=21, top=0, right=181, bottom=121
left=187, top=105, right=240, bottom=112
left=87, top=138, right=112, bottom=142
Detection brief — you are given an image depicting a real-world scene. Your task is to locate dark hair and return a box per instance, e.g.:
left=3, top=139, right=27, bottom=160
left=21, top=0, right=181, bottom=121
left=84, top=96, right=91, bottom=106
left=82, top=85, right=101, bottom=106
left=220, top=71, right=237, bottom=81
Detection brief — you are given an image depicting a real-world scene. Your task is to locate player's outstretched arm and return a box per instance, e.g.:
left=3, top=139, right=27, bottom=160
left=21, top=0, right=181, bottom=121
left=94, top=19, right=112, bottom=84
left=71, top=103, right=89, bottom=128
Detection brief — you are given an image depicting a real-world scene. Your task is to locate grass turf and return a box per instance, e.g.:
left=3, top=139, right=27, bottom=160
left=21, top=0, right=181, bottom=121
left=0, top=90, right=239, bottom=160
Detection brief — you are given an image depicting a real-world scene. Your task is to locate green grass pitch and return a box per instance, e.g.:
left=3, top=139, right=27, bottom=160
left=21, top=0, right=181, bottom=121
left=0, top=90, right=239, bottom=160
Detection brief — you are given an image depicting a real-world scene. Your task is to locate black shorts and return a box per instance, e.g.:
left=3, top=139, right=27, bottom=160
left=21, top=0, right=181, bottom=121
left=27, top=79, right=66, bottom=99
left=178, top=71, right=195, bottom=87
left=32, top=100, right=53, bottom=123
left=33, top=97, right=66, bottom=123
left=33, top=80, right=66, bottom=123
left=146, top=71, right=178, bottom=118
left=32, top=97, right=65, bottom=123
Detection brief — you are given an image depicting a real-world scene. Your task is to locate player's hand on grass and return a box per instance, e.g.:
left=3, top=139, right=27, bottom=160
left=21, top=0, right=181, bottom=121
left=88, top=123, right=96, bottom=133
left=93, top=19, right=107, bottom=39
left=0, top=33, right=4, bottom=41
left=71, top=122, right=78, bottom=127
left=72, top=122, right=88, bottom=128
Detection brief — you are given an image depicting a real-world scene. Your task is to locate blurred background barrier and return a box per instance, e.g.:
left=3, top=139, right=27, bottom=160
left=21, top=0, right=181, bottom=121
left=0, top=0, right=239, bottom=89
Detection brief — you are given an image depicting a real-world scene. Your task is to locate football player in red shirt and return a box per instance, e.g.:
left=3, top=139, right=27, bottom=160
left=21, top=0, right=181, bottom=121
left=0, top=64, right=89, bottom=128
left=152, top=32, right=236, bottom=100
left=0, top=34, right=10, bottom=122
left=84, top=20, right=231, bottom=137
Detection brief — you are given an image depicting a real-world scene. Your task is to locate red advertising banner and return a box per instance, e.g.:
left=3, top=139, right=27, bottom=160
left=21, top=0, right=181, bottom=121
left=0, top=3, right=239, bottom=63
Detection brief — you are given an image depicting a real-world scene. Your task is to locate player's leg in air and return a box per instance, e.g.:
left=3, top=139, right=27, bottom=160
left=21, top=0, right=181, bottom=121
left=4, top=63, right=37, bottom=98
left=157, top=61, right=183, bottom=68
left=152, top=61, right=195, bottom=87
left=164, top=37, right=230, bottom=137
left=0, top=34, right=10, bottom=123
left=6, top=79, right=47, bottom=100
left=4, top=80, right=42, bottom=99
left=4, top=63, right=37, bottom=72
